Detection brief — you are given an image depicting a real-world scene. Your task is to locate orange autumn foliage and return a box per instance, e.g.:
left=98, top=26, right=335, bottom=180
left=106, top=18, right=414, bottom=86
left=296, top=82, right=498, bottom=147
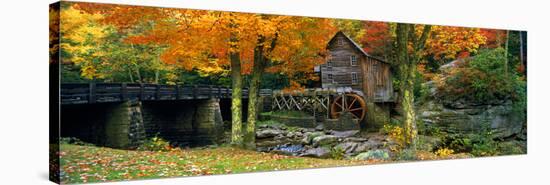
left=423, top=26, right=487, bottom=60
left=74, top=2, right=336, bottom=88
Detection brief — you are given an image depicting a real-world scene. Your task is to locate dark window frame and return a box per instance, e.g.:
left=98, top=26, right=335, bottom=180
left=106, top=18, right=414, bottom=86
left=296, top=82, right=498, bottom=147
left=351, top=72, right=358, bottom=84
left=350, top=55, right=358, bottom=66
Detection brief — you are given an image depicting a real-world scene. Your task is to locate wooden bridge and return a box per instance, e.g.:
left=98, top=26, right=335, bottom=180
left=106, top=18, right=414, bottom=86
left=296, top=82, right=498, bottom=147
left=61, top=83, right=272, bottom=105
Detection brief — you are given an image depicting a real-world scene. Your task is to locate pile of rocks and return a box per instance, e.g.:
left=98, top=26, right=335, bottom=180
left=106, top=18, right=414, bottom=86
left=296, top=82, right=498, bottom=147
left=255, top=124, right=395, bottom=159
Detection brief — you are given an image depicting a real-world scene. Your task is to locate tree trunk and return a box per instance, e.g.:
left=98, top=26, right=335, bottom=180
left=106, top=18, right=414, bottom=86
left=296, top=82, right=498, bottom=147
left=394, top=23, right=431, bottom=149
left=136, top=65, right=143, bottom=83
left=229, top=35, right=244, bottom=147
left=504, top=30, right=510, bottom=77
left=519, top=31, right=526, bottom=75
left=128, top=69, right=134, bottom=83
left=154, top=69, right=159, bottom=84
left=395, top=23, right=417, bottom=147
left=244, top=39, right=266, bottom=149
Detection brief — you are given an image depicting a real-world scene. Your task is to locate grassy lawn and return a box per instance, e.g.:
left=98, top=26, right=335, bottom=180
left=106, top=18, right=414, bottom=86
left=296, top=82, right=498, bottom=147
left=59, top=144, right=379, bottom=184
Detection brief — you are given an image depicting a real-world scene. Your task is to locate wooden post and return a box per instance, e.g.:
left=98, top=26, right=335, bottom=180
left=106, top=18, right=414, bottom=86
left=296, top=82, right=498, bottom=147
left=217, top=86, right=222, bottom=98
left=139, top=83, right=145, bottom=100
left=193, top=85, right=198, bottom=99
left=155, top=84, right=161, bottom=100
left=226, top=87, right=230, bottom=98
left=121, top=83, right=128, bottom=101
left=175, top=85, right=180, bottom=100
left=209, top=85, right=213, bottom=98
left=89, top=82, right=96, bottom=103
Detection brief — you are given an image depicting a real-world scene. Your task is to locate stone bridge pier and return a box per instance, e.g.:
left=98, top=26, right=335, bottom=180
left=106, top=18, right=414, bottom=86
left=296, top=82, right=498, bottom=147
left=60, top=98, right=224, bottom=149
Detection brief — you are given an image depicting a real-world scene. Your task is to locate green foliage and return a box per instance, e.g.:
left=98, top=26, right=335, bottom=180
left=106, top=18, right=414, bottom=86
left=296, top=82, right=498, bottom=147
left=511, top=77, right=527, bottom=119
left=497, top=141, right=526, bottom=155
left=330, top=146, right=346, bottom=160
left=138, top=136, right=172, bottom=152
left=443, top=124, right=499, bottom=157
left=435, top=48, right=525, bottom=104
left=417, top=120, right=445, bottom=140
left=413, top=70, right=428, bottom=101
left=395, top=148, right=417, bottom=161
left=354, top=150, right=390, bottom=160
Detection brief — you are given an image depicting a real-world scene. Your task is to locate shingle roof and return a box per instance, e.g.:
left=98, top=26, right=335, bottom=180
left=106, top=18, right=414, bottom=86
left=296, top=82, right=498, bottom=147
left=328, top=31, right=388, bottom=64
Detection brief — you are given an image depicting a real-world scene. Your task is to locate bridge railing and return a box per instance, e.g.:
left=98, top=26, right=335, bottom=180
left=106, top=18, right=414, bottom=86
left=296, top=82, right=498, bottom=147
left=60, top=82, right=272, bottom=104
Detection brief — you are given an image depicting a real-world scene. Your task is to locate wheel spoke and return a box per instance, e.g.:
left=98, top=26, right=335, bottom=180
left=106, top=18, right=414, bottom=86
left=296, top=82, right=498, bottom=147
left=334, top=101, right=343, bottom=109
left=348, top=97, right=357, bottom=110
left=349, top=107, right=363, bottom=112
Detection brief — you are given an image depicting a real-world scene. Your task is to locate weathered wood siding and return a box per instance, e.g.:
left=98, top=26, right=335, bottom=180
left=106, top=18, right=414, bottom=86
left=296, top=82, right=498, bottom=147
left=320, top=34, right=364, bottom=90
left=320, top=31, right=393, bottom=102
left=361, top=57, right=393, bottom=102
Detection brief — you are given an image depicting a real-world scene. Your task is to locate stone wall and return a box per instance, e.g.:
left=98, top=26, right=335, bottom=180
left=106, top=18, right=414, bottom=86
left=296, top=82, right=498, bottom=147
left=417, top=100, right=524, bottom=138
left=141, top=99, right=224, bottom=147
left=364, top=102, right=391, bottom=132
left=141, top=101, right=196, bottom=146
left=324, top=112, right=360, bottom=131
left=60, top=101, right=145, bottom=149
left=105, top=100, right=145, bottom=149
left=61, top=98, right=224, bottom=149
left=192, top=99, right=224, bottom=146
left=271, top=114, right=317, bottom=128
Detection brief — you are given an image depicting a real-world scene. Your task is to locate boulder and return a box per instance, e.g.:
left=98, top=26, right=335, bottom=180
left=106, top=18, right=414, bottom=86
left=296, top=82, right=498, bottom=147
left=312, top=135, right=339, bottom=147
left=417, top=99, right=524, bottom=138
left=343, top=137, right=368, bottom=142
left=354, top=150, right=390, bottom=160
left=417, top=135, right=443, bottom=152
left=330, top=130, right=360, bottom=138
left=354, top=140, right=382, bottom=153
left=335, top=142, right=359, bottom=155
left=256, top=128, right=285, bottom=139
left=299, top=147, right=331, bottom=158
left=301, top=131, right=325, bottom=145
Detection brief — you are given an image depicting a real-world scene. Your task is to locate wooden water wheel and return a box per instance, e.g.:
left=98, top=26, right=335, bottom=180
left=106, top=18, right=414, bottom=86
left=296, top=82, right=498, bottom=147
left=330, top=93, right=366, bottom=121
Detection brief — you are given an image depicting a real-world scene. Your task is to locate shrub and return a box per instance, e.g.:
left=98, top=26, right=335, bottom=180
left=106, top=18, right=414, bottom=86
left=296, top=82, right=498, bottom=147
left=138, top=136, right=172, bottom=152
left=395, top=148, right=417, bottom=161
left=497, top=141, right=526, bottom=155
left=382, top=124, right=407, bottom=151
left=444, top=124, right=499, bottom=157
left=434, top=48, right=522, bottom=104
left=355, top=150, right=390, bottom=161
left=435, top=148, right=454, bottom=157
left=330, top=146, right=346, bottom=160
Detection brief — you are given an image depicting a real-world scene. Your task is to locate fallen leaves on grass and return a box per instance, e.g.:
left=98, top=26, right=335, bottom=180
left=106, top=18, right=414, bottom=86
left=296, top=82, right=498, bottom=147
left=59, top=144, right=377, bottom=184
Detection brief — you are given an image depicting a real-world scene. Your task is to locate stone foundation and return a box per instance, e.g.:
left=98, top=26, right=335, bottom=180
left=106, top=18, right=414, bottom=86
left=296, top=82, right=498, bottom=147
left=364, top=102, right=391, bottom=132
left=105, top=100, right=145, bottom=149
left=324, top=112, right=360, bottom=131
left=61, top=98, right=224, bottom=149
left=271, top=114, right=316, bottom=128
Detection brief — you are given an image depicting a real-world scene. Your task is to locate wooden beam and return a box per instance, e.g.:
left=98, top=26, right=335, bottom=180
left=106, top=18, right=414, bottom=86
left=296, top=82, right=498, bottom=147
left=121, top=83, right=128, bottom=101
left=89, top=82, right=96, bottom=103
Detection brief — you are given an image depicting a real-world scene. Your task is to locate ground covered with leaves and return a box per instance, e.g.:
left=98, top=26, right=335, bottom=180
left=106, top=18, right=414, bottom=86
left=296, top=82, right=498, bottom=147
left=59, top=144, right=379, bottom=184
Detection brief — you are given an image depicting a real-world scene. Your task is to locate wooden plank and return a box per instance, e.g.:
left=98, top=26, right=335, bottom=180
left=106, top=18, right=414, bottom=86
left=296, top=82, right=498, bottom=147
left=121, top=83, right=128, bottom=101
left=175, top=85, right=180, bottom=100
left=193, top=85, right=198, bottom=99
left=139, top=83, right=145, bottom=100
left=89, top=82, right=96, bottom=103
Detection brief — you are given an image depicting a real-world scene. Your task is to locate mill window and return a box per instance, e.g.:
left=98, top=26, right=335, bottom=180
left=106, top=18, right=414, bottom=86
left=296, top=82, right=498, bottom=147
left=350, top=55, right=357, bottom=66
left=351, top=72, right=358, bottom=84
